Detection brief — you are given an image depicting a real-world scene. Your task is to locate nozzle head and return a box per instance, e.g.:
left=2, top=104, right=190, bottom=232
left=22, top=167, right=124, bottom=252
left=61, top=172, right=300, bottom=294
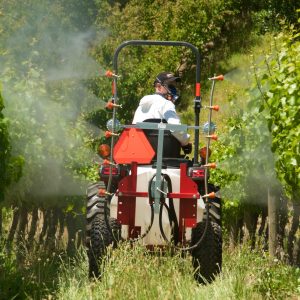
left=209, top=74, right=224, bottom=81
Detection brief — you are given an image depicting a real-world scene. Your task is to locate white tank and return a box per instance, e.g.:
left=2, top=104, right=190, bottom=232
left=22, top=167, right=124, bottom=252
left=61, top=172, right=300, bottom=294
left=110, top=165, right=205, bottom=245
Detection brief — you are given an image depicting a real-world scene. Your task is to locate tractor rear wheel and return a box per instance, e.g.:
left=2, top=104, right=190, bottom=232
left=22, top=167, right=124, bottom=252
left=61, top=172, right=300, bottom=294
left=86, top=182, right=121, bottom=278
left=191, top=220, right=222, bottom=284
left=86, top=182, right=107, bottom=246
left=87, top=214, right=121, bottom=278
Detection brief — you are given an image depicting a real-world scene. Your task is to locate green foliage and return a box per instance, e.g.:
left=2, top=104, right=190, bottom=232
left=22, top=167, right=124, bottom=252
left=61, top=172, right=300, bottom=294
left=0, top=0, right=103, bottom=208
left=0, top=88, right=10, bottom=202
left=210, top=96, right=268, bottom=189
left=0, top=87, right=25, bottom=204
left=0, top=239, right=63, bottom=299
left=207, top=36, right=284, bottom=225
left=257, top=26, right=300, bottom=198
left=92, top=0, right=271, bottom=126
left=254, top=260, right=300, bottom=299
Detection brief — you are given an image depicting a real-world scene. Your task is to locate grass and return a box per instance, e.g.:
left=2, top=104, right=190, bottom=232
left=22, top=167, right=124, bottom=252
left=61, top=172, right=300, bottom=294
left=1, top=240, right=300, bottom=299
left=52, top=243, right=300, bottom=300
left=0, top=242, right=65, bottom=299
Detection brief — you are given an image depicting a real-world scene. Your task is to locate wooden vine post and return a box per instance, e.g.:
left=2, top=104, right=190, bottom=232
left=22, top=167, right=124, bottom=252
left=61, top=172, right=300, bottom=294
left=268, top=188, right=277, bottom=257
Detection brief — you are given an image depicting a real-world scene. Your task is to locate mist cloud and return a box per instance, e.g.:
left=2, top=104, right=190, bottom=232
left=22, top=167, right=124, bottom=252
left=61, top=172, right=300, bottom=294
left=1, top=2, right=106, bottom=198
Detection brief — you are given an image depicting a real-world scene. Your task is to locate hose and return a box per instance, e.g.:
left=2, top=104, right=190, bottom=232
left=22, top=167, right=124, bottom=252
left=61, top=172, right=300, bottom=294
left=159, top=201, right=210, bottom=252
left=158, top=173, right=211, bottom=252
left=162, top=174, right=179, bottom=244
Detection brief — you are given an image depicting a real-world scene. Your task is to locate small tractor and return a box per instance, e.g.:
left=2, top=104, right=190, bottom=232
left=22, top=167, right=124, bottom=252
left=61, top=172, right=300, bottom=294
left=86, top=40, right=223, bottom=283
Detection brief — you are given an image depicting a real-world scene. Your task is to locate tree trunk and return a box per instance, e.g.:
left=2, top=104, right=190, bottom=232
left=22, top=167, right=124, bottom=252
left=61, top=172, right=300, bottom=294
left=45, top=208, right=59, bottom=251
left=268, top=188, right=277, bottom=257
left=39, top=209, right=49, bottom=245
left=229, top=217, right=243, bottom=250
left=66, top=213, right=76, bottom=256
left=27, top=207, right=39, bottom=249
left=6, top=206, right=20, bottom=252
left=16, top=206, right=28, bottom=266
left=277, top=192, right=288, bottom=260
left=244, top=206, right=259, bottom=249
left=287, top=201, right=300, bottom=264
left=0, top=207, right=2, bottom=238
left=57, top=208, right=65, bottom=241
left=258, top=207, right=267, bottom=237
left=295, top=233, right=300, bottom=266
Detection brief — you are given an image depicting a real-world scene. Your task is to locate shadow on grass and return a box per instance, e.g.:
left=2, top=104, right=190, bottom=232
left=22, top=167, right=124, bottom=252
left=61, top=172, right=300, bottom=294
left=0, top=240, right=80, bottom=300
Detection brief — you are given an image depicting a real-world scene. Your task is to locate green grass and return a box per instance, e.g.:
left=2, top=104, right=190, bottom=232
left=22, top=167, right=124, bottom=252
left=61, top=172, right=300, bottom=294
left=1, top=242, right=299, bottom=299
left=53, top=244, right=300, bottom=300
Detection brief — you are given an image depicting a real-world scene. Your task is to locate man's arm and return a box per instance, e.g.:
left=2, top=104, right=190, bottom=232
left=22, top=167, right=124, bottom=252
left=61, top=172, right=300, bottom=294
left=163, top=103, right=190, bottom=146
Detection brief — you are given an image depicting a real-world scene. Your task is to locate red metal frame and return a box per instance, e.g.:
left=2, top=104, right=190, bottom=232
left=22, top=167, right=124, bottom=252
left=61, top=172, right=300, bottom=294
left=117, top=162, right=140, bottom=238
left=116, top=161, right=199, bottom=242
left=178, top=163, right=198, bottom=241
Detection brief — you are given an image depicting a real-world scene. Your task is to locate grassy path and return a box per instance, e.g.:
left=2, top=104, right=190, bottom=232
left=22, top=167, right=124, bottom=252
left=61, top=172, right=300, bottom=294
left=53, top=244, right=299, bottom=300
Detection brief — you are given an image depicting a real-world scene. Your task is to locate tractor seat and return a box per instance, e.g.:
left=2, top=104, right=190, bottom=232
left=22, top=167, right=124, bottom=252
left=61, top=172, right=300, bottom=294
left=142, top=119, right=182, bottom=159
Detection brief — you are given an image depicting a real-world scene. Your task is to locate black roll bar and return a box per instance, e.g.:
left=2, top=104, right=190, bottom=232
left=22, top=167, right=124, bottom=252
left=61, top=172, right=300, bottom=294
left=111, top=40, right=202, bottom=165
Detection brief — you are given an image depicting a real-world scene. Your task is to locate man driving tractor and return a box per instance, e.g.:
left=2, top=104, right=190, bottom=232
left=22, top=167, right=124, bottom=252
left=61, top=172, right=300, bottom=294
left=132, top=71, right=192, bottom=154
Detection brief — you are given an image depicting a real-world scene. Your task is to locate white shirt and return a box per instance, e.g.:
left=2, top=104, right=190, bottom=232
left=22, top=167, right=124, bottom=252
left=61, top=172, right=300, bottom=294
left=132, top=94, right=190, bottom=146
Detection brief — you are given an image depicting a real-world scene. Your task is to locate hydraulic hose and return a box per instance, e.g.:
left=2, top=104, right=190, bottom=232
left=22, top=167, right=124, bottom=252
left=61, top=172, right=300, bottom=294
left=159, top=201, right=211, bottom=252
left=159, top=202, right=172, bottom=242
left=157, top=174, right=211, bottom=252
left=162, top=174, right=179, bottom=243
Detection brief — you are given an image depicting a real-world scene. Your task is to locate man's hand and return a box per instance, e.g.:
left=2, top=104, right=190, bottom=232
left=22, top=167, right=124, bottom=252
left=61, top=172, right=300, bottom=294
left=182, top=142, right=192, bottom=154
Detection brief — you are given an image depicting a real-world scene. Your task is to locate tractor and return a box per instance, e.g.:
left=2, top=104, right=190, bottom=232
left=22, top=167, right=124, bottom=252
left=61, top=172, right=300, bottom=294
left=86, top=40, right=222, bottom=283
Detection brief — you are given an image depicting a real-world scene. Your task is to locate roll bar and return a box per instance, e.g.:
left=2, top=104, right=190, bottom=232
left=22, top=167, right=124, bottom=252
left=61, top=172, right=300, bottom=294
left=111, top=40, right=202, bottom=165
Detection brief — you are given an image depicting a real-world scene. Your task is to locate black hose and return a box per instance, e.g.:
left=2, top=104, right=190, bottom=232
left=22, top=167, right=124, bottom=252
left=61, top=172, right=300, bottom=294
left=159, top=202, right=173, bottom=243
left=159, top=201, right=210, bottom=251
left=157, top=174, right=211, bottom=251
left=103, top=196, right=115, bottom=240
left=182, top=203, right=210, bottom=251
left=104, top=194, right=155, bottom=243
left=162, top=174, right=179, bottom=244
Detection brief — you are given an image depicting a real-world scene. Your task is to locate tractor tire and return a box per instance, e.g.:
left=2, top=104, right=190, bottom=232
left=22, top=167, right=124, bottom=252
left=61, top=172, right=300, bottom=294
left=191, top=220, right=222, bottom=284
left=86, top=182, right=121, bottom=278
left=86, top=182, right=107, bottom=246
left=88, top=214, right=111, bottom=278
left=87, top=214, right=121, bottom=278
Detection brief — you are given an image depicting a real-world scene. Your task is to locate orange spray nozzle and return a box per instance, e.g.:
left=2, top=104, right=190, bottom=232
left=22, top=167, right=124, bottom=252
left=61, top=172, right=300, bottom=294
left=205, top=105, right=219, bottom=111
left=206, top=134, right=218, bottom=141
left=203, top=162, right=217, bottom=169
left=105, top=70, right=121, bottom=78
left=98, top=189, right=113, bottom=197
left=106, top=101, right=122, bottom=110
left=209, top=74, right=224, bottom=81
left=105, top=131, right=119, bottom=138
left=102, top=159, right=116, bottom=166
left=211, top=105, right=220, bottom=111
left=202, top=192, right=216, bottom=199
